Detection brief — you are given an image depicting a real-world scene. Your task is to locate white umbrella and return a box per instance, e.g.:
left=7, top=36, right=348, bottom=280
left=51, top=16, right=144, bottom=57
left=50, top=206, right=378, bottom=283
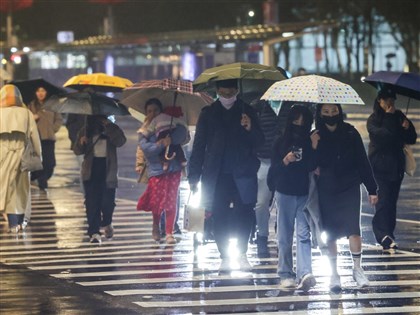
left=261, top=75, right=364, bottom=105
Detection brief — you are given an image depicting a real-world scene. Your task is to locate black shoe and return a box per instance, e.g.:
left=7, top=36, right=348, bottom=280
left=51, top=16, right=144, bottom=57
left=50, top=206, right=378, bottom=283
left=381, top=235, right=396, bottom=254
left=257, top=235, right=270, bottom=258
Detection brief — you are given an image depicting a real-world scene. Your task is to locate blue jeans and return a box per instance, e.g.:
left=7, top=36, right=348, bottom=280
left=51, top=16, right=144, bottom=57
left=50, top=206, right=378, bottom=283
left=255, top=158, right=271, bottom=237
left=276, top=192, right=312, bottom=280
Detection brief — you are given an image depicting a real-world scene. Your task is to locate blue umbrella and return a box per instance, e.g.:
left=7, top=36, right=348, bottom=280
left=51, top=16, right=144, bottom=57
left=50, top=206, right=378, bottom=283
left=363, top=71, right=420, bottom=113
left=364, top=71, right=420, bottom=99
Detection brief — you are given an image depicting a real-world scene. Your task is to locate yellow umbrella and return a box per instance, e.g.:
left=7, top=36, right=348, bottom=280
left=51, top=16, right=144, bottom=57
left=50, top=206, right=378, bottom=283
left=64, top=73, right=133, bottom=92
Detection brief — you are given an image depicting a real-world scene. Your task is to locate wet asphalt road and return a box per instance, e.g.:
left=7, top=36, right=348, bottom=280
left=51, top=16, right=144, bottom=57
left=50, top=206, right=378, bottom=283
left=0, top=104, right=419, bottom=314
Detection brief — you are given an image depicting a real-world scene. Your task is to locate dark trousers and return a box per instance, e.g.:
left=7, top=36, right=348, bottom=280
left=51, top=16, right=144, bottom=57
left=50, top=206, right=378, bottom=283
left=212, top=173, right=255, bottom=258
left=83, top=158, right=116, bottom=236
left=7, top=214, right=24, bottom=228
left=31, top=140, right=56, bottom=189
left=372, top=177, right=402, bottom=244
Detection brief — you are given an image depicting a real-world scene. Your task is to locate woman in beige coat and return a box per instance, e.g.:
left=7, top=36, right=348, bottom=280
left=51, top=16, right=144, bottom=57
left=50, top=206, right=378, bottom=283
left=0, top=85, right=41, bottom=232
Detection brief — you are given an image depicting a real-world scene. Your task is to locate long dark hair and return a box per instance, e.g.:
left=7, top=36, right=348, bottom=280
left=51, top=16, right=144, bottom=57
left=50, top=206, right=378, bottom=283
left=314, top=103, right=344, bottom=131
left=31, top=86, right=49, bottom=111
left=276, top=104, right=313, bottom=156
left=145, top=98, right=163, bottom=112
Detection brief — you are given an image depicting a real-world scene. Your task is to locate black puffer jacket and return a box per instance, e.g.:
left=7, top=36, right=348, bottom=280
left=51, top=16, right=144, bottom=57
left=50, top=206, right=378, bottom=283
left=367, top=110, right=417, bottom=181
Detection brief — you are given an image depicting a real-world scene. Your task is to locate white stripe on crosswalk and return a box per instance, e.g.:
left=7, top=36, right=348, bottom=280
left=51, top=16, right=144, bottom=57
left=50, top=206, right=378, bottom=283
left=133, top=291, right=420, bottom=308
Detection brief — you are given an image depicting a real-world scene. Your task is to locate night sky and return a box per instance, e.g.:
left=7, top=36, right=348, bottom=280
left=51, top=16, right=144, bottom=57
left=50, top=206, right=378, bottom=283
left=1, top=0, right=268, bottom=42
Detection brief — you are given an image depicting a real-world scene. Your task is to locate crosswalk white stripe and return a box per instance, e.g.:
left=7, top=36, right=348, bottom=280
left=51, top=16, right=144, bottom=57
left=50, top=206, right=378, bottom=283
left=75, top=269, right=420, bottom=286
left=215, top=306, right=420, bottom=315
left=12, top=252, right=419, bottom=265
left=106, top=280, right=420, bottom=296
left=50, top=261, right=420, bottom=278
left=132, top=292, right=420, bottom=308
left=32, top=258, right=420, bottom=272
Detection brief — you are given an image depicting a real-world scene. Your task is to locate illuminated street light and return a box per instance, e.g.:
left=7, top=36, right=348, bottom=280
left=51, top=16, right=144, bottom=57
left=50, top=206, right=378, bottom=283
left=10, top=47, right=18, bottom=53
left=23, top=47, right=31, bottom=53
left=248, top=10, right=255, bottom=17
left=11, top=54, right=22, bottom=64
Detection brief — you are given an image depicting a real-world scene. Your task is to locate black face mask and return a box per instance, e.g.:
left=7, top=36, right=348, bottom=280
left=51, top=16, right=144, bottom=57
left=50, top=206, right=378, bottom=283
left=291, top=124, right=306, bottom=137
left=321, top=114, right=340, bottom=126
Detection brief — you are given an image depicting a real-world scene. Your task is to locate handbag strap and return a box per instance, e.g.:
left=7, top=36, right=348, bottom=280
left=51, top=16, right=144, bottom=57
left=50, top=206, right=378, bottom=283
left=25, top=110, right=31, bottom=144
left=186, top=191, right=192, bottom=205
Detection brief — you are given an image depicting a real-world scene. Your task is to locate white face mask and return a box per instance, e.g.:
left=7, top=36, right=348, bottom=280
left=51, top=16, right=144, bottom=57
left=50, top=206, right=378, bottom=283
left=219, top=94, right=237, bottom=109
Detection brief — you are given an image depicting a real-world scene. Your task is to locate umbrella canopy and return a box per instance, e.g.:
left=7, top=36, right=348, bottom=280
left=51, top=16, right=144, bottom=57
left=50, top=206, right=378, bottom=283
left=363, top=71, right=420, bottom=101
left=10, top=78, right=67, bottom=104
left=261, top=75, right=365, bottom=105
left=121, top=78, right=213, bottom=126
left=64, top=73, right=133, bottom=93
left=193, top=62, right=286, bottom=103
left=43, top=92, right=130, bottom=116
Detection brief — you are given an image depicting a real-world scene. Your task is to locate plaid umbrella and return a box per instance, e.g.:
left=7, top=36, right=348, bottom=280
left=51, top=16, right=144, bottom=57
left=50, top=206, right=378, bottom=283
left=261, top=75, right=364, bottom=105
left=121, top=78, right=213, bottom=125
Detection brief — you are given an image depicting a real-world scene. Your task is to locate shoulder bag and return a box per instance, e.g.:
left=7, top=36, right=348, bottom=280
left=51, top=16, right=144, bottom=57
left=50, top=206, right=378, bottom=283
left=21, top=111, right=43, bottom=172
left=403, top=144, right=416, bottom=176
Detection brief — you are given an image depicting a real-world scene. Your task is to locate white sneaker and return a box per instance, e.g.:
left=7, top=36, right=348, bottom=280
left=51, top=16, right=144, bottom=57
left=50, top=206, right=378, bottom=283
left=297, top=273, right=316, bottom=292
left=329, top=274, right=341, bottom=291
left=238, top=255, right=252, bottom=272
left=90, top=233, right=102, bottom=244
left=21, top=219, right=29, bottom=230
left=218, top=258, right=231, bottom=274
left=353, top=267, right=369, bottom=288
left=280, top=278, right=296, bottom=289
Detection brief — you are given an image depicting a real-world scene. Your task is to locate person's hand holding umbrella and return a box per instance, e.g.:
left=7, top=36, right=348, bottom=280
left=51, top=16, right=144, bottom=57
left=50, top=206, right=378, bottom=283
left=157, top=135, right=171, bottom=148
left=241, top=113, right=251, bottom=131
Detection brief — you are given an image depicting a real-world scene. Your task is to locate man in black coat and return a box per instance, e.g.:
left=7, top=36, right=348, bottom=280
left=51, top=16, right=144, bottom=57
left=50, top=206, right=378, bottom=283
left=188, top=79, right=264, bottom=272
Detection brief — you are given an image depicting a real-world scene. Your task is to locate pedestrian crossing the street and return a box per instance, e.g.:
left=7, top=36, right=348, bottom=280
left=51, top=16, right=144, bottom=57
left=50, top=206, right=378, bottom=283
left=1, top=189, right=419, bottom=314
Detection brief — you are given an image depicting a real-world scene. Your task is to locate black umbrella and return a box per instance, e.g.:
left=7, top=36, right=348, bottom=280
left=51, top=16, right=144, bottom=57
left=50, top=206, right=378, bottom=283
left=43, top=92, right=130, bottom=116
left=364, top=71, right=420, bottom=113
left=10, top=78, right=67, bottom=104
left=364, top=71, right=420, bottom=100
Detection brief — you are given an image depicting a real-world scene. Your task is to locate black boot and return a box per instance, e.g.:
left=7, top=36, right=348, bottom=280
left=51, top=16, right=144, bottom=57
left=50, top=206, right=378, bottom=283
left=257, top=235, right=270, bottom=258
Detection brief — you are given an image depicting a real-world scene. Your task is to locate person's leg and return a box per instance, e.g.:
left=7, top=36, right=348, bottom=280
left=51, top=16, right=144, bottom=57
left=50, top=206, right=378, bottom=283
left=7, top=214, right=24, bottom=229
left=234, top=200, right=255, bottom=256
left=388, top=180, right=402, bottom=241
left=295, top=195, right=312, bottom=280
left=101, top=187, right=116, bottom=227
left=349, top=234, right=369, bottom=287
left=161, top=172, right=181, bottom=242
left=37, top=140, right=56, bottom=190
left=84, top=160, right=102, bottom=237
left=276, top=192, right=297, bottom=281
left=327, top=239, right=341, bottom=290
left=212, top=174, right=234, bottom=259
left=255, top=159, right=271, bottom=257
left=372, top=178, right=401, bottom=245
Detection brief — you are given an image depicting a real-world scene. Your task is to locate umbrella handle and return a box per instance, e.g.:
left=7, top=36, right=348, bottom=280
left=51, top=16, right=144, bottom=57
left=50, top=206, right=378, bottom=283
left=165, top=146, right=176, bottom=160
left=406, top=98, right=411, bottom=115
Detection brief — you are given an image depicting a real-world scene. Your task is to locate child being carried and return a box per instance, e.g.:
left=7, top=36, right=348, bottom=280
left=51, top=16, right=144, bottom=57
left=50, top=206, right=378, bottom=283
left=139, top=109, right=188, bottom=171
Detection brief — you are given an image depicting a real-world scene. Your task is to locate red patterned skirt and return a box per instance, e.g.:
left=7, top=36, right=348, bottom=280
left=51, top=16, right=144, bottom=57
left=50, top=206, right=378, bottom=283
left=136, top=171, right=181, bottom=216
